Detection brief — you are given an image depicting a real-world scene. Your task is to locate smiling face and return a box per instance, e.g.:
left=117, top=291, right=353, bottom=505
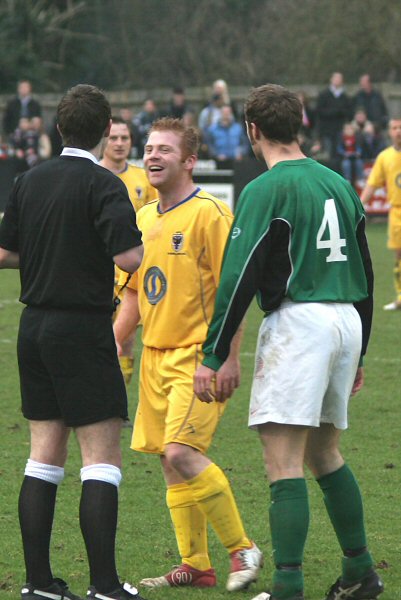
left=103, top=122, right=131, bottom=164
left=143, top=129, right=194, bottom=192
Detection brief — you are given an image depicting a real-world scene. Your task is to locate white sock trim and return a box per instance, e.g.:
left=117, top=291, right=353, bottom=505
left=80, top=463, right=122, bottom=487
left=25, top=459, right=65, bottom=485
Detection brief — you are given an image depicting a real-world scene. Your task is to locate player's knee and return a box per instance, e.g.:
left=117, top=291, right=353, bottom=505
left=306, top=447, right=343, bottom=478
left=164, top=443, right=191, bottom=472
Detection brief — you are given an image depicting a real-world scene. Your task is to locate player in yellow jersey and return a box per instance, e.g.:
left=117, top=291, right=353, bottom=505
left=100, top=116, right=157, bottom=211
left=114, top=118, right=262, bottom=591
left=361, top=118, right=401, bottom=310
left=101, top=117, right=157, bottom=384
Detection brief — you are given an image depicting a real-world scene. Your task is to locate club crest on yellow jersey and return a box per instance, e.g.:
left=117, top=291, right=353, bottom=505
left=171, top=231, right=184, bottom=252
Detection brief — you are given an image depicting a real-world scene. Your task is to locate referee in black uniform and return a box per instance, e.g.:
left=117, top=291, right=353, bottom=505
left=0, top=85, right=146, bottom=600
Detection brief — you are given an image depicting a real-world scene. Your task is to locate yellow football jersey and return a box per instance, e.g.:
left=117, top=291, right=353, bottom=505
left=367, top=146, right=401, bottom=207
left=118, top=163, right=157, bottom=212
left=123, top=188, right=233, bottom=349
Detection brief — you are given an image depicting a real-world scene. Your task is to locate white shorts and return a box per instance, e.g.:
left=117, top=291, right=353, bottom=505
left=249, top=301, right=362, bottom=430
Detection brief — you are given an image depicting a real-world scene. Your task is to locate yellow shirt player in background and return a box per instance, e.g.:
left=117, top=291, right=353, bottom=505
left=114, top=118, right=262, bottom=591
left=100, top=116, right=157, bottom=383
left=361, top=118, right=401, bottom=310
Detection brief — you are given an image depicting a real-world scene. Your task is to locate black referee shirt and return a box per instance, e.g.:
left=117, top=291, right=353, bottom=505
left=0, top=152, right=142, bottom=312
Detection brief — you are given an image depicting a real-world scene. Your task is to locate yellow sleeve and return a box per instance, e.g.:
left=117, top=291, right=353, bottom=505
left=126, top=270, right=138, bottom=291
left=117, top=269, right=138, bottom=291
left=367, top=153, right=386, bottom=188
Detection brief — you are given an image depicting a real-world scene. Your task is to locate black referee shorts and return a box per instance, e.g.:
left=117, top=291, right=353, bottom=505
left=17, top=306, right=128, bottom=427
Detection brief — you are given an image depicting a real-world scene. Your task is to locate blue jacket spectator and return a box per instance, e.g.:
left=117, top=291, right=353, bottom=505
left=206, top=105, right=248, bottom=164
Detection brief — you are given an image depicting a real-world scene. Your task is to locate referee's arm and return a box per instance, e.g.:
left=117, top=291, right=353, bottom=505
left=113, top=244, right=143, bottom=274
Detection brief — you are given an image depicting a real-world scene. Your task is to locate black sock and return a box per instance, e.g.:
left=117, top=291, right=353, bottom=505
left=18, top=476, right=56, bottom=587
left=80, top=480, right=120, bottom=592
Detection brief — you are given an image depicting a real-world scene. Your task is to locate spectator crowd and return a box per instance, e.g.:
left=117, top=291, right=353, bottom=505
left=0, top=73, right=391, bottom=186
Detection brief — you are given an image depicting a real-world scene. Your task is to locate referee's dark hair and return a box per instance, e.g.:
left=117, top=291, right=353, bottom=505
left=244, top=84, right=302, bottom=144
left=57, top=84, right=111, bottom=150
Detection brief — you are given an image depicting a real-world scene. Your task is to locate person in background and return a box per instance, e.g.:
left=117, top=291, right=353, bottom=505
left=9, top=117, right=41, bottom=168
left=353, top=74, right=388, bottom=132
left=352, top=108, right=373, bottom=139
left=337, top=122, right=364, bottom=185
left=316, top=72, right=352, bottom=161
left=3, top=79, right=42, bottom=139
left=296, top=91, right=319, bottom=157
left=212, top=79, right=238, bottom=118
left=361, top=118, right=401, bottom=310
left=360, top=122, right=386, bottom=160
left=132, top=98, right=159, bottom=157
left=163, top=87, right=193, bottom=119
left=206, top=104, right=249, bottom=167
left=100, top=116, right=157, bottom=213
left=10, top=117, right=52, bottom=168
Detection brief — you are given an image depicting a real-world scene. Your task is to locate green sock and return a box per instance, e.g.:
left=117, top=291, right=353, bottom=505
left=317, top=464, right=373, bottom=582
left=269, top=478, right=309, bottom=599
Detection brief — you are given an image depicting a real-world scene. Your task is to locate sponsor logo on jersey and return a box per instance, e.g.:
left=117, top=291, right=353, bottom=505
left=171, top=231, right=184, bottom=252
left=135, top=186, right=143, bottom=199
left=144, top=266, right=167, bottom=305
left=231, top=226, right=241, bottom=239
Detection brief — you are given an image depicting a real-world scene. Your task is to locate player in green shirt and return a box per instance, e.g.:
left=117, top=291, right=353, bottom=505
left=194, top=84, right=382, bottom=600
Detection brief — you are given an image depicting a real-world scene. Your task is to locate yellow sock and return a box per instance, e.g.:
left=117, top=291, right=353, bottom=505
left=187, top=463, right=251, bottom=554
left=166, top=483, right=211, bottom=571
left=118, top=355, right=134, bottom=385
left=394, top=260, right=401, bottom=300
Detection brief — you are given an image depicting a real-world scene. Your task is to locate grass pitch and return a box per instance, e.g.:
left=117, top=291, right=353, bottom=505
left=0, top=220, right=400, bottom=599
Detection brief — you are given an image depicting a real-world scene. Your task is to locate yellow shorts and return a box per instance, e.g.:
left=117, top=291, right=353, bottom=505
left=388, top=206, right=401, bottom=249
left=131, top=344, right=225, bottom=455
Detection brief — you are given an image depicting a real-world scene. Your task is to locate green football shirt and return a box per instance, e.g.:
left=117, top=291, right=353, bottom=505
left=203, top=158, right=373, bottom=370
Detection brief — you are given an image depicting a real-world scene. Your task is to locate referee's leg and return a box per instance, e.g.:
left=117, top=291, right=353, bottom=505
left=19, top=420, right=70, bottom=589
left=75, top=418, right=124, bottom=595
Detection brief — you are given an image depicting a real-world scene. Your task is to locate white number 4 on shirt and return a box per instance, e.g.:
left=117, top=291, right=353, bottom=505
left=316, top=199, right=347, bottom=262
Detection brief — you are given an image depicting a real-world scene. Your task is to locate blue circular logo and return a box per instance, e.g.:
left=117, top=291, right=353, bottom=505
left=143, top=267, right=167, bottom=305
